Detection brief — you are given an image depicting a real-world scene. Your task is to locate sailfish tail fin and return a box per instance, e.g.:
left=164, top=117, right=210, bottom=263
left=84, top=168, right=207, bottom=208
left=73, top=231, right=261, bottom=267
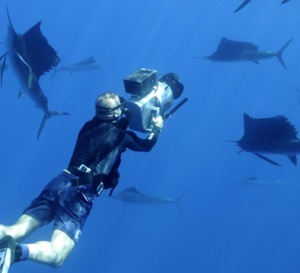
left=37, top=110, right=69, bottom=140
left=276, top=38, right=293, bottom=70
left=175, top=188, right=189, bottom=214
left=233, top=0, right=251, bottom=13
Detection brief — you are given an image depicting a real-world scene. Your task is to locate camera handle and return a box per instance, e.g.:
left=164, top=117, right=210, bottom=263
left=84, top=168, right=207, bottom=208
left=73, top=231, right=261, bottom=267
left=147, top=107, right=160, bottom=132
left=165, top=97, right=188, bottom=120
left=147, top=97, right=163, bottom=130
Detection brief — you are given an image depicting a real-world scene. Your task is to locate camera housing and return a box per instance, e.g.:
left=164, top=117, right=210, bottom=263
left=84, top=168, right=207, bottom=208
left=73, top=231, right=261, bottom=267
left=123, top=68, right=184, bottom=132
left=124, top=68, right=157, bottom=97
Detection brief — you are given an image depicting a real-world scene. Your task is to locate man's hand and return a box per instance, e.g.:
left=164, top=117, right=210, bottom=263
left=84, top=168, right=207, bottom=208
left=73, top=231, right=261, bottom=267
left=152, top=116, right=164, bottom=130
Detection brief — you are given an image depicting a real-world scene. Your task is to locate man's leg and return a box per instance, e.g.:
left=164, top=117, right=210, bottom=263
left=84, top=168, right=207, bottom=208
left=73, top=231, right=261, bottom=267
left=27, top=229, right=75, bottom=268
left=0, top=215, right=41, bottom=273
left=0, top=214, right=41, bottom=242
left=0, top=229, right=74, bottom=270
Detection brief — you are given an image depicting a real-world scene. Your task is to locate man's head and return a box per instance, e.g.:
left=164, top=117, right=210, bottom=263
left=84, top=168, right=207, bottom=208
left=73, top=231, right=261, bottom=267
left=95, top=92, right=122, bottom=121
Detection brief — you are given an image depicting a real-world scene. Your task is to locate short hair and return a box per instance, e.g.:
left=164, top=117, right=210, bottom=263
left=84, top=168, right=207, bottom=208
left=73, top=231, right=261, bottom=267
left=95, top=92, right=121, bottom=120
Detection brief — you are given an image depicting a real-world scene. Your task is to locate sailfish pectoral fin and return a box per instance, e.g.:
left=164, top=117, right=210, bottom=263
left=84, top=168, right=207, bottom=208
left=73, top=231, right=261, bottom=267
left=253, top=153, right=281, bottom=166
left=16, top=52, right=31, bottom=68
left=288, top=155, right=297, bottom=165
left=15, top=52, right=36, bottom=88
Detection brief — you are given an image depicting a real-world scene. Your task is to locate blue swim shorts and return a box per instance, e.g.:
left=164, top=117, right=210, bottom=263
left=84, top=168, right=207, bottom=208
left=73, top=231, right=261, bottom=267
left=23, top=171, right=96, bottom=243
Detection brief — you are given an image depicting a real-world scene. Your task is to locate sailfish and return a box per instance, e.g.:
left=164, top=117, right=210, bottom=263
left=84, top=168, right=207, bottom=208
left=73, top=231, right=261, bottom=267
left=0, top=8, right=69, bottom=139
left=234, top=0, right=291, bottom=13
left=51, top=56, right=101, bottom=78
left=111, top=187, right=189, bottom=213
left=231, top=113, right=300, bottom=166
left=200, top=37, right=292, bottom=70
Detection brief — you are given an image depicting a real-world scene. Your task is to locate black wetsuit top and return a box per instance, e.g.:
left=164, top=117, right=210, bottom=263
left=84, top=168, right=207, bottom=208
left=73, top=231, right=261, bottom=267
left=68, top=116, right=160, bottom=189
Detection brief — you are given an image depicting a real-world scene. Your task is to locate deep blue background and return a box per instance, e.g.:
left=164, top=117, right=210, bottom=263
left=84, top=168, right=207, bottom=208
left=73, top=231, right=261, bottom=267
left=1, top=1, right=300, bottom=272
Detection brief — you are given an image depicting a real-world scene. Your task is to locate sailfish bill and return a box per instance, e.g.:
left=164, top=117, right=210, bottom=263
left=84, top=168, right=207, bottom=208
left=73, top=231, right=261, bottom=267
left=1, top=7, right=69, bottom=139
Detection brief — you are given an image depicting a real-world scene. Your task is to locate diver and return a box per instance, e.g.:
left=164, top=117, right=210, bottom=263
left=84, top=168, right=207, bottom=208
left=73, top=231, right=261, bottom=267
left=0, top=92, right=164, bottom=272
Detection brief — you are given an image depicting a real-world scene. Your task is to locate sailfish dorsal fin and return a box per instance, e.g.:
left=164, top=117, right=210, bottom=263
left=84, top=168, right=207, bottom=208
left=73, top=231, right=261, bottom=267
left=22, top=22, right=60, bottom=80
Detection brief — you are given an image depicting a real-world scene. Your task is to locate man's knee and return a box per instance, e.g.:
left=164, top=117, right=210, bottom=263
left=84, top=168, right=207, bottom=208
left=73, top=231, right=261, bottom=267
left=0, top=225, right=9, bottom=239
left=50, top=257, right=65, bottom=268
left=48, top=250, right=68, bottom=268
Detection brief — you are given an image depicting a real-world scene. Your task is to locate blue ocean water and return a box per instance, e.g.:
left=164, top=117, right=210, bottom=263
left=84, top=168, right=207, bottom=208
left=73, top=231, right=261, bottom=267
left=1, top=0, right=300, bottom=272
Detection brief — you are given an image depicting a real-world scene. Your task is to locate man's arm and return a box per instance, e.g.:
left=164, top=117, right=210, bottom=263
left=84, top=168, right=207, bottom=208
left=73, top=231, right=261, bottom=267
left=123, top=116, right=164, bottom=152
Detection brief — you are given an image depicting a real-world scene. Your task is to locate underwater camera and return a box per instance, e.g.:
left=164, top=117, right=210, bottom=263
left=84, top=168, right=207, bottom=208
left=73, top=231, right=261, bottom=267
left=123, top=68, right=187, bottom=132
